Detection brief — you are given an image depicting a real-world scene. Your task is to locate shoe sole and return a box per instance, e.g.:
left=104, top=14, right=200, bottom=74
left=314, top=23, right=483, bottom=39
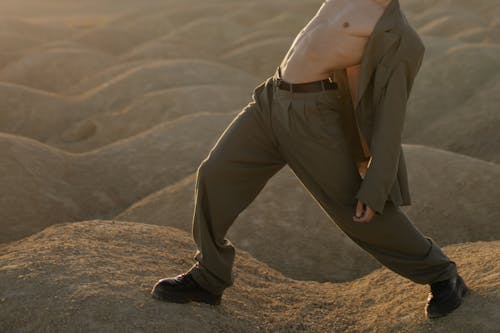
left=151, top=286, right=221, bottom=305
left=427, top=277, right=469, bottom=319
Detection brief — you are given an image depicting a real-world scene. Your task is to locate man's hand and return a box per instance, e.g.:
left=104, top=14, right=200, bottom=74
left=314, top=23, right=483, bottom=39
left=352, top=200, right=376, bottom=223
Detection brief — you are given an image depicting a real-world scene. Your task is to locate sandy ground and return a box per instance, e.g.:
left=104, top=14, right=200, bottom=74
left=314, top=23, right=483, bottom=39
left=0, top=0, right=499, bottom=331
left=0, top=221, right=499, bottom=333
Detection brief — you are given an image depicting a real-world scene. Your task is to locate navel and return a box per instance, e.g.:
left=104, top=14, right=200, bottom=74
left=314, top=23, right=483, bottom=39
left=343, top=21, right=350, bottom=28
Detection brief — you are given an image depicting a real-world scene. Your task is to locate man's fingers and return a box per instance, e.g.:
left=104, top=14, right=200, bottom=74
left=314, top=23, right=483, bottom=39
left=357, top=211, right=373, bottom=223
left=355, top=200, right=364, bottom=217
left=353, top=213, right=367, bottom=223
left=353, top=201, right=376, bottom=223
left=353, top=200, right=364, bottom=222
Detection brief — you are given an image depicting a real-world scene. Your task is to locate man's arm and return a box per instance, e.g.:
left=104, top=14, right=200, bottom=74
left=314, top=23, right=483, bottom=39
left=354, top=60, right=411, bottom=215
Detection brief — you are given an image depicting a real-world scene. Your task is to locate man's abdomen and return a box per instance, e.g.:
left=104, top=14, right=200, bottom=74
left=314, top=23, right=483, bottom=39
left=279, top=30, right=369, bottom=83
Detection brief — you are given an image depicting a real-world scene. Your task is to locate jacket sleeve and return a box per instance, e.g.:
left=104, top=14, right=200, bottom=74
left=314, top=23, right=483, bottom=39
left=354, top=60, right=411, bottom=214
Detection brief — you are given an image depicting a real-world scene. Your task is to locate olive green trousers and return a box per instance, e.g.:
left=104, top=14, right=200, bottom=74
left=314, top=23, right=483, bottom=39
left=188, top=69, right=457, bottom=295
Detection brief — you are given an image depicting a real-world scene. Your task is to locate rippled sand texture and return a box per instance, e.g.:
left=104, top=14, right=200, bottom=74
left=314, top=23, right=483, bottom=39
left=0, top=0, right=499, bottom=332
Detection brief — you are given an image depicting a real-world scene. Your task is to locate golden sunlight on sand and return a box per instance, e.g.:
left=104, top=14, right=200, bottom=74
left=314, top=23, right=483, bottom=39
left=0, top=0, right=498, bottom=331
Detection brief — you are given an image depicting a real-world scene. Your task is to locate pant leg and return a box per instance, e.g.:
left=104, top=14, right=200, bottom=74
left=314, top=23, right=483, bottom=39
left=188, top=80, right=286, bottom=295
left=273, top=87, right=457, bottom=285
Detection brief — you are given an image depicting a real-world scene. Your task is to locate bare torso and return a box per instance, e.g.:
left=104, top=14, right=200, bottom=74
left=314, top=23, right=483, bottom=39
left=279, top=0, right=391, bottom=102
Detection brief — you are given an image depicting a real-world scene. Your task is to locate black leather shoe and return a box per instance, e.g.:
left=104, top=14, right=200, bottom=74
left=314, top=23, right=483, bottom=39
left=425, top=274, right=468, bottom=319
left=151, top=272, right=222, bottom=305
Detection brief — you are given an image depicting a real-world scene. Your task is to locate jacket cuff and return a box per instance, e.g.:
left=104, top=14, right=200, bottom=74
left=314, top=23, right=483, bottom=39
left=355, top=178, right=388, bottom=215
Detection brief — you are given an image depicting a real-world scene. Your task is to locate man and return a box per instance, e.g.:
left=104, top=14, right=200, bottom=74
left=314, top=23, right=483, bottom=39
left=151, top=0, right=468, bottom=319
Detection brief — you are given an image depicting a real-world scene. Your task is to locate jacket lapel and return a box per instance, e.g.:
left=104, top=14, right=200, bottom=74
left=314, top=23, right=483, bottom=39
left=350, top=0, right=400, bottom=111
left=330, top=0, right=402, bottom=177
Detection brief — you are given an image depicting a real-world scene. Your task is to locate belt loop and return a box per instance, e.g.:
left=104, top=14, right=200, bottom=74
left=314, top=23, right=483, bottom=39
left=320, top=80, right=325, bottom=91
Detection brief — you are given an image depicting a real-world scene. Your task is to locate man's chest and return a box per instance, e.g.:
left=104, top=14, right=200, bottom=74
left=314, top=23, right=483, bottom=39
left=291, top=0, right=388, bottom=69
left=311, top=0, right=386, bottom=37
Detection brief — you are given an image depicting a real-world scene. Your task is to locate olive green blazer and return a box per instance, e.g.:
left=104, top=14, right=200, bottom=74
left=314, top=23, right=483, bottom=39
left=332, top=0, right=425, bottom=214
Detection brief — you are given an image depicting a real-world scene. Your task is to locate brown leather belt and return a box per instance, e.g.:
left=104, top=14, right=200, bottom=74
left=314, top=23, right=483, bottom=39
left=275, top=67, right=338, bottom=92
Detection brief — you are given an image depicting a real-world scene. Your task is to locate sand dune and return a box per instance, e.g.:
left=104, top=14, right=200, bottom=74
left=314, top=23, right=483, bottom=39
left=0, top=82, right=79, bottom=139
left=57, top=84, right=250, bottom=152
left=408, top=0, right=500, bottom=43
left=116, top=144, right=500, bottom=282
left=107, top=10, right=176, bottom=39
left=404, top=145, right=500, bottom=241
left=405, top=41, right=500, bottom=162
left=0, top=17, right=72, bottom=43
left=0, top=60, right=256, bottom=152
left=408, top=67, right=500, bottom=163
left=0, top=0, right=498, bottom=330
left=0, top=17, right=74, bottom=71
left=60, top=60, right=146, bottom=96
left=121, top=17, right=250, bottom=61
left=0, top=32, right=40, bottom=53
left=0, top=112, right=235, bottom=243
left=74, top=60, right=257, bottom=112
left=7, top=129, right=498, bottom=282
left=0, top=31, right=74, bottom=72
left=0, top=47, right=115, bottom=93
left=72, top=26, right=152, bottom=56
left=0, top=0, right=496, bottom=160
left=0, top=221, right=498, bottom=332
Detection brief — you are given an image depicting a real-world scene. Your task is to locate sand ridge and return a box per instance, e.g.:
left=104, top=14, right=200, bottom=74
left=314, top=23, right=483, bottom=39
left=0, top=0, right=499, bottom=331
left=0, top=0, right=498, bottom=158
left=0, top=221, right=498, bottom=332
